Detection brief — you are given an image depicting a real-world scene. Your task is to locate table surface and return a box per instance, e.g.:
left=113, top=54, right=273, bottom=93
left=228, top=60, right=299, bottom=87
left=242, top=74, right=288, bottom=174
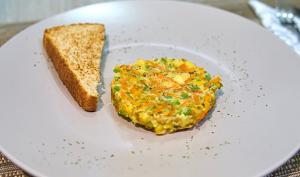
left=0, top=0, right=299, bottom=177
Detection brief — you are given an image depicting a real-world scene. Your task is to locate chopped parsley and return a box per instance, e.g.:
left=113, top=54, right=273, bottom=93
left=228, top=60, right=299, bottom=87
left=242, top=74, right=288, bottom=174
left=180, top=92, right=190, bottom=99
left=164, top=95, right=173, bottom=99
left=167, top=64, right=174, bottom=69
left=172, top=99, right=180, bottom=106
left=182, top=107, right=192, bottom=115
left=143, top=85, right=150, bottom=91
left=164, top=96, right=180, bottom=105
left=189, top=84, right=200, bottom=91
left=160, top=58, right=168, bottom=64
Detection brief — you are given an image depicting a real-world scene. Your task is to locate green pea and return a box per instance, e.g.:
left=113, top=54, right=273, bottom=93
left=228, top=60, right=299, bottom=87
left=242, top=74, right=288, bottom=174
left=113, top=86, right=120, bottom=92
left=114, top=76, right=120, bottom=80
left=118, top=109, right=126, bottom=116
left=113, top=67, right=121, bottom=73
left=204, top=73, right=211, bottom=80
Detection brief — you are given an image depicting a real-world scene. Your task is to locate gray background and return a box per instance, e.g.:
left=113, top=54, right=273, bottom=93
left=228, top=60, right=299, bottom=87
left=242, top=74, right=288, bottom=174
left=0, top=0, right=263, bottom=24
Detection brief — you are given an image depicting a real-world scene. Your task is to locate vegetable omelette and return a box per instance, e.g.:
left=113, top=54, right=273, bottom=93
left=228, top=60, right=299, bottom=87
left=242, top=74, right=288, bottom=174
left=111, top=58, right=222, bottom=135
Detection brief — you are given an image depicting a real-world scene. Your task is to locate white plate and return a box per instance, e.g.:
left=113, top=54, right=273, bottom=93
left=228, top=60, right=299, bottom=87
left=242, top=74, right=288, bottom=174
left=1, top=1, right=300, bottom=177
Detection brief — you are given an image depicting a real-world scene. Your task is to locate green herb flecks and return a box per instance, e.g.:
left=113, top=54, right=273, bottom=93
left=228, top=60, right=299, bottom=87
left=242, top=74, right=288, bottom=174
left=180, top=92, right=190, bottom=99
left=189, top=84, right=200, bottom=91
left=182, top=107, right=192, bottom=115
left=143, top=85, right=150, bottom=91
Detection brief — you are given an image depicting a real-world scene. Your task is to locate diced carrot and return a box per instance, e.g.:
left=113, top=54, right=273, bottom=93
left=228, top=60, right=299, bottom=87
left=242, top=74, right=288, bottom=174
left=167, top=108, right=175, bottom=116
left=120, top=91, right=126, bottom=98
left=178, top=64, right=194, bottom=72
left=130, top=86, right=138, bottom=93
left=193, top=93, right=200, bottom=105
left=184, top=77, right=193, bottom=84
left=155, top=105, right=165, bottom=113
left=120, top=79, right=128, bottom=87
left=182, top=100, right=190, bottom=106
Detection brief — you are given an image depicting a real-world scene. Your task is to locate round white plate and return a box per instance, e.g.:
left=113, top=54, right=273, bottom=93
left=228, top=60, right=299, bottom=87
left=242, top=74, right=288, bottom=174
left=1, top=1, right=300, bottom=177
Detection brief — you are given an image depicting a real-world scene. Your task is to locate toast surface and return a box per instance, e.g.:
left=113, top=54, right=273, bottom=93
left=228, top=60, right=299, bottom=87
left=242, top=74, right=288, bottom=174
left=43, top=23, right=105, bottom=111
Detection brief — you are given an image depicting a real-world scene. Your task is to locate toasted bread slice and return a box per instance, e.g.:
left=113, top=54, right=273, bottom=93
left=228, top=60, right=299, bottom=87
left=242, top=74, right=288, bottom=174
left=43, top=23, right=105, bottom=111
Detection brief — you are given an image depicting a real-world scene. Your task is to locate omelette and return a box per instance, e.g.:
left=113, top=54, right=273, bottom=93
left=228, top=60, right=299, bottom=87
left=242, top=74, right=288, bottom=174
left=111, top=58, right=222, bottom=135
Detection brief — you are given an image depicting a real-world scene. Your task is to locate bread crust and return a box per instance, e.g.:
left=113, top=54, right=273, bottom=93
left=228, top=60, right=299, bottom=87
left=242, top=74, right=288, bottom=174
left=43, top=24, right=104, bottom=111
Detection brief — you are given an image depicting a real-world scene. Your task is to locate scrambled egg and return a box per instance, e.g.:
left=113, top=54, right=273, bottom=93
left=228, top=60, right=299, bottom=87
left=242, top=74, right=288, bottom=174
left=111, top=58, right=222, bottom=135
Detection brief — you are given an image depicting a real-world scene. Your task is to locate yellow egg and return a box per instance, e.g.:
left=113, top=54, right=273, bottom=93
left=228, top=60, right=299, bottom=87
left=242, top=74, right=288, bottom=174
left=111, top=58, right=222, bottom=135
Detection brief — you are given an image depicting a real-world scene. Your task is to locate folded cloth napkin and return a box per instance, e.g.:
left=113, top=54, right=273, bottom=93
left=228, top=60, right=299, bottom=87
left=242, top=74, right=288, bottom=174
left=249, top=0, right=300, bottom=55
